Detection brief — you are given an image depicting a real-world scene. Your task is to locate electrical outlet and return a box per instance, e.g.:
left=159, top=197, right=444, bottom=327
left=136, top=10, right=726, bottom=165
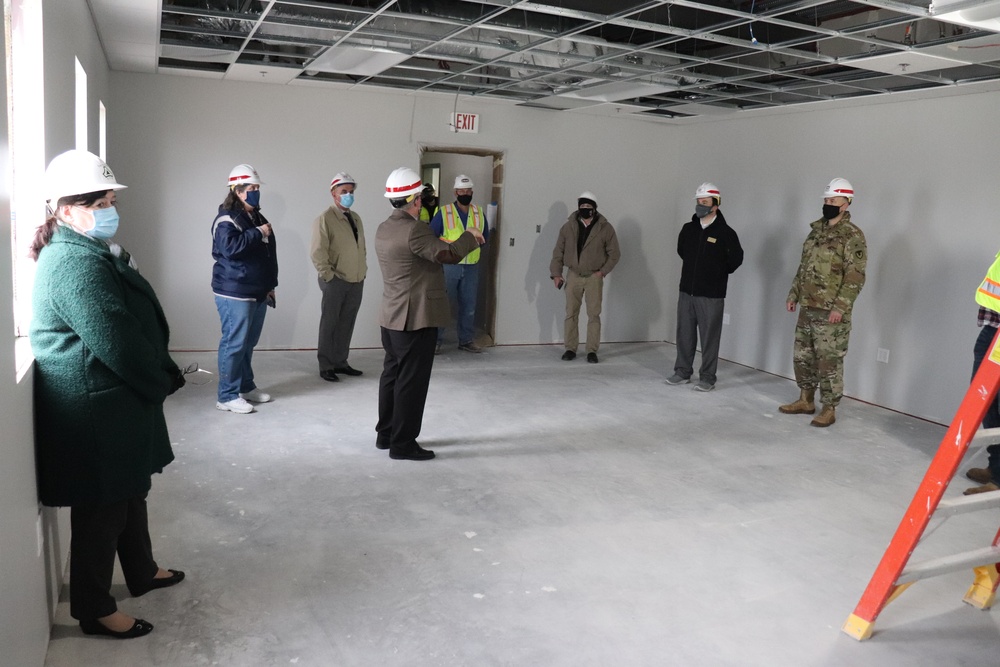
left=509, top=238, right=515, bottom=246
left=536, top=225, right=541, bottom=233
left=722, top=313, right=730, bottom=326
left=877, top=348, right=890, bottom=364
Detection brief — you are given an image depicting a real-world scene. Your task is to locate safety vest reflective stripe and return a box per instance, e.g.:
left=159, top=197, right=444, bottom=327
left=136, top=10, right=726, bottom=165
left=440, top=204, right=483, bottom=264
left=975, top=253, right=1000, bottom=311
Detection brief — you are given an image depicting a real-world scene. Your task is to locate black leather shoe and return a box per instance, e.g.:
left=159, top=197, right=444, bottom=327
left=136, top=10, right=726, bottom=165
left=376, top=435, right=390, bottom=450
left=389, top=445, right=435, bottom=461
left=148, top=569, right=185, bottom=590
left=587, top=353, right=599, bottom=363
left=334, top=365, right=363, bottom=376
left=319, top=370, right=340, bottom=382
left=561, top=350, right=576, bottom=361
left=80, top=617, right=154, bottom=639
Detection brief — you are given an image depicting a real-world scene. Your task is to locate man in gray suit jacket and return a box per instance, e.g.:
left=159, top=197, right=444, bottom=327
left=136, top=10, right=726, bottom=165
left=374, top=168, right=484, bottom=461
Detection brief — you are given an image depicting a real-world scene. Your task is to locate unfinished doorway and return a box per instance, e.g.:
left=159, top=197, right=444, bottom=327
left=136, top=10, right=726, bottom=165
left=420, top=146, right=504, bottom=347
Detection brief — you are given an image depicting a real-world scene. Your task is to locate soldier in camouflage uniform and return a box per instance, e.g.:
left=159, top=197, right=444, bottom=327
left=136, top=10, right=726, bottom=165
left=779, top=178, right=866, bottom=427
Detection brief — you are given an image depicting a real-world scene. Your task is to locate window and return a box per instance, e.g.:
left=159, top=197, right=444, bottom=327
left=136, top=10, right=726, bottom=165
left=6, top=0, right=45, bottom=339
left=75, top=57, right=86, bottom=151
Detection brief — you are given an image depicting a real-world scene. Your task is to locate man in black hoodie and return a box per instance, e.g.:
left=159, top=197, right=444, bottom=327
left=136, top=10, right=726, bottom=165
left=665, top=183, right=744, bottom=391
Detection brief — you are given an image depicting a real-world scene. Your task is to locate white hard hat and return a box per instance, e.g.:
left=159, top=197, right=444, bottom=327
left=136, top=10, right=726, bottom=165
left=330, top=172, right=356, bottom=189
left=454, top=174, right=474, bottom=189
left=824, top=178, right=854, bottom=200
left=695, top=182, right=721, bottom=202
left=44, top=150, right=127, bottom=203
left=578, top=191, right=597, bottom=207
left=228, top=164, right=263, bottom=188
left=384, top=167, right=422, bottom=199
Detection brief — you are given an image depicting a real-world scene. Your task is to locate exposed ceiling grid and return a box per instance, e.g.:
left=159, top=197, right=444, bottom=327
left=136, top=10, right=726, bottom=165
left=88, top=0, right=1000, bottom=120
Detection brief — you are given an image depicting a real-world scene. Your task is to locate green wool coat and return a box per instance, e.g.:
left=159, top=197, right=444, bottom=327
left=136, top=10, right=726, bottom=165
left=30, top=226, right=178, bottom=507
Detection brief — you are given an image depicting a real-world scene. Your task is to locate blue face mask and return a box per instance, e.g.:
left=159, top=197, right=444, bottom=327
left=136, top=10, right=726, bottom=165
left=339, top=193, right=354, bottom=209
left=245, top=189, right=261, bottom=208
left=83, top=206, right=120, bottom=240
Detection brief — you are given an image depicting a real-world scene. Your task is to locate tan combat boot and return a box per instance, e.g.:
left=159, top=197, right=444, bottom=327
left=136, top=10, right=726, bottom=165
left=810, top=405, right=836, bottom=427
left=778, top=388, right=816, bottom=415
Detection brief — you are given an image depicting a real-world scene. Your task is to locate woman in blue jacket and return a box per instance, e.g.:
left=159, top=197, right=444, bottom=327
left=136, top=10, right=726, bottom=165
left=211, top=164, right=278, bottom=414
left=30, top=150, right=186, bottom=639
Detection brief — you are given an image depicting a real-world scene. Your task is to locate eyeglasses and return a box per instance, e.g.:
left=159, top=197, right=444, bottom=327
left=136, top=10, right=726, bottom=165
left=181, top=362, right=215, bottom=386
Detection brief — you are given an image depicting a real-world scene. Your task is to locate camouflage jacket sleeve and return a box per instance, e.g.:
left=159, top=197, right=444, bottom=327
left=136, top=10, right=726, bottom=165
left=832, top=228, right=867, bottom=314
left=786, top=232, right=814, bottom=304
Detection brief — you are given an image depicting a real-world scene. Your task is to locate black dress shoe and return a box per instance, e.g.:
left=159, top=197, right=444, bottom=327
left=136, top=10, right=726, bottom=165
left=80, top=617, right=154, bottom=639
left=561, top=350, right=576, bottom=361
left=148, top=569, right=185, bottom=590
left=376, top=435, right=390, bottom=450
left=319, top=370, right=340, bottom=382
left=389, top=444, right=435, bottom=461
left=334, top=365, right=363, bottom=376
left=587, top=352, right=599, bottom=363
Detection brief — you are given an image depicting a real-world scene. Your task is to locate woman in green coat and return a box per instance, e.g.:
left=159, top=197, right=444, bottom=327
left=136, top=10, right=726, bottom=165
left=30, top=150, right=186, bottom=639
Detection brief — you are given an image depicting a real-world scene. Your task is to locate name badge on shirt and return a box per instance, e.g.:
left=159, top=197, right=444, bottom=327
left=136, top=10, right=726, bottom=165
left=707, top=237, right=717, bottom=244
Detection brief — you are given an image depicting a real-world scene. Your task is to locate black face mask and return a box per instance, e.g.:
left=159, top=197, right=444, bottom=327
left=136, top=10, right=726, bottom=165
left=579, top=208, right=595, bottom=220
left=822, top=204, right=842, bottom=220
left=424, top=197, right=437, bottom=209
left=456, top=194, right=473, bottom=206
left=695, top=204, right=714, bottom=219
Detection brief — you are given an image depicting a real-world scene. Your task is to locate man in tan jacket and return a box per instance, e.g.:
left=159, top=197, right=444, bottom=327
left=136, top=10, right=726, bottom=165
left=550, top=191, right=621, bottom=363
left=310, top=172, right=365, bottom=382
left=374, top=168, right=484, bottom=461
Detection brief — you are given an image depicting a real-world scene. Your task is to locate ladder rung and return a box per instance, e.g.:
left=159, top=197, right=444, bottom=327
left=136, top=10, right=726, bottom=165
left=898, top=546, right=1000, bottom=584
left=972, top=427, right=1000, bottom=446
left=935, top=490, right=1000, bottom=518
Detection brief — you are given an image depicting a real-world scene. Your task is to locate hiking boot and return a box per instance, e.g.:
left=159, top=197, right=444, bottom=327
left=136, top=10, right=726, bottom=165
left=779, top=388, right=816, bottom=415
left=810, top=405, right=836, bottom=427
left=966, top=467, right=995, bottom=485
left=964, top=482, right=1000, bottom=495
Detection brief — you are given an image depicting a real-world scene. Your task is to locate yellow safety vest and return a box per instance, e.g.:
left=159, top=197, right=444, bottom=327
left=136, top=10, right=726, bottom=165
left=419, top=205, right=438, bottom=224
left=440, top=203, right=485, bottom=264
left=976, top=252, right=1000, bottom=312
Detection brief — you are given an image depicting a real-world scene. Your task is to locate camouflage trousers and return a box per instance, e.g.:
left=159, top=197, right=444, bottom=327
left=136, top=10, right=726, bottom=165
left=793, top=307, right=852, bottom=407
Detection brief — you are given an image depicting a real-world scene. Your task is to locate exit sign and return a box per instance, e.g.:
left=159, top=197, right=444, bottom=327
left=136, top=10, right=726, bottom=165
left=451, top=112, right=480, bottom=133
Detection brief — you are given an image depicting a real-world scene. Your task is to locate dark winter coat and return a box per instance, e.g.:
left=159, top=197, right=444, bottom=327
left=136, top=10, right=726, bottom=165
left=31, top=226, right=178, bottom=507
left=677, top=210, right=744, bottom=299
left=211, top=205, right=279, bottom=300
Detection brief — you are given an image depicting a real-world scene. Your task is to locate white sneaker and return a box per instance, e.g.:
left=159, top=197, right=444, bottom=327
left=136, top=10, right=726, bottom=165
left=240, top=389, right=272, bottom=403
left=216, top=397, right=255, bottom=414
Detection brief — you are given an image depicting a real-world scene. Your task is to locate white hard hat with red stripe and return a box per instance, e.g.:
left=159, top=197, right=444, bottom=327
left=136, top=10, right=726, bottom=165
left=228, top=164, right=263, bottom=188
left=823, top=178, right=854, bottom=200
left=694, top=182, right=721, bottom=203
left=330, top=172, right=356, bottom=190
left=384, top=167, right=422, bottom=199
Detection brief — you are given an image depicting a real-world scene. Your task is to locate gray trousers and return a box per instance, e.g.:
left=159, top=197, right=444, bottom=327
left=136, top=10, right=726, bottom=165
left=317, top=276, right=364, bottom=371
left=673, top=292, right=725, bottom=385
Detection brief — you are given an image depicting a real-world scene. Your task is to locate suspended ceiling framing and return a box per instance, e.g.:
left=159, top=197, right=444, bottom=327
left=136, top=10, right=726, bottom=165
left=91, top=0, right=1000, bottom=120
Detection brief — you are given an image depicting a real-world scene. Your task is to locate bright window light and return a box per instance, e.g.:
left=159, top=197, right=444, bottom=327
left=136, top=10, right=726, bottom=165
left=7, top=0, right=46, bottom=340
left=75, top=57, right=87, bottom=151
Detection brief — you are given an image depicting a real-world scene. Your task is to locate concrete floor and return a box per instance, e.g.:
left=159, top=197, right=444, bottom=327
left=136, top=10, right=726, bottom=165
left=43, top=344, right=1000, bottom=666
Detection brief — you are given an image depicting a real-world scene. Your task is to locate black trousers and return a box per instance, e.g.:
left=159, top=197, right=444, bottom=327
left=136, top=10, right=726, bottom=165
left=69, top=494, right=158, bottom=620
left=377, top=326, right=436, bottom=452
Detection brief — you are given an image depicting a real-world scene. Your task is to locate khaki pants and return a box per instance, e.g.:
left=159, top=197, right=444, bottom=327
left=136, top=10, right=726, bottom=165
left=565, top=272, right=604, bottom=353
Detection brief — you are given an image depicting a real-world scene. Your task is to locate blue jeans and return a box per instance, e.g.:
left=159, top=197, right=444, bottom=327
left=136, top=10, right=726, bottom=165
left=215, top=296, right=267, bottom=402
left=440, top=263, right=479, bottom=345
left=973, top=325, right=1000, bottom=477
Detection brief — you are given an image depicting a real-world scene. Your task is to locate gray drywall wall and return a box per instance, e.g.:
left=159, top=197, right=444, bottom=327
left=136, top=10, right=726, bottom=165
left=106, top=73, right=681, bottom=355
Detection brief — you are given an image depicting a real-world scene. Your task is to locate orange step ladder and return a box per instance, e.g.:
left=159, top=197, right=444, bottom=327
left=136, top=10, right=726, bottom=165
left=843, top=327, right=1000, bottom=641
